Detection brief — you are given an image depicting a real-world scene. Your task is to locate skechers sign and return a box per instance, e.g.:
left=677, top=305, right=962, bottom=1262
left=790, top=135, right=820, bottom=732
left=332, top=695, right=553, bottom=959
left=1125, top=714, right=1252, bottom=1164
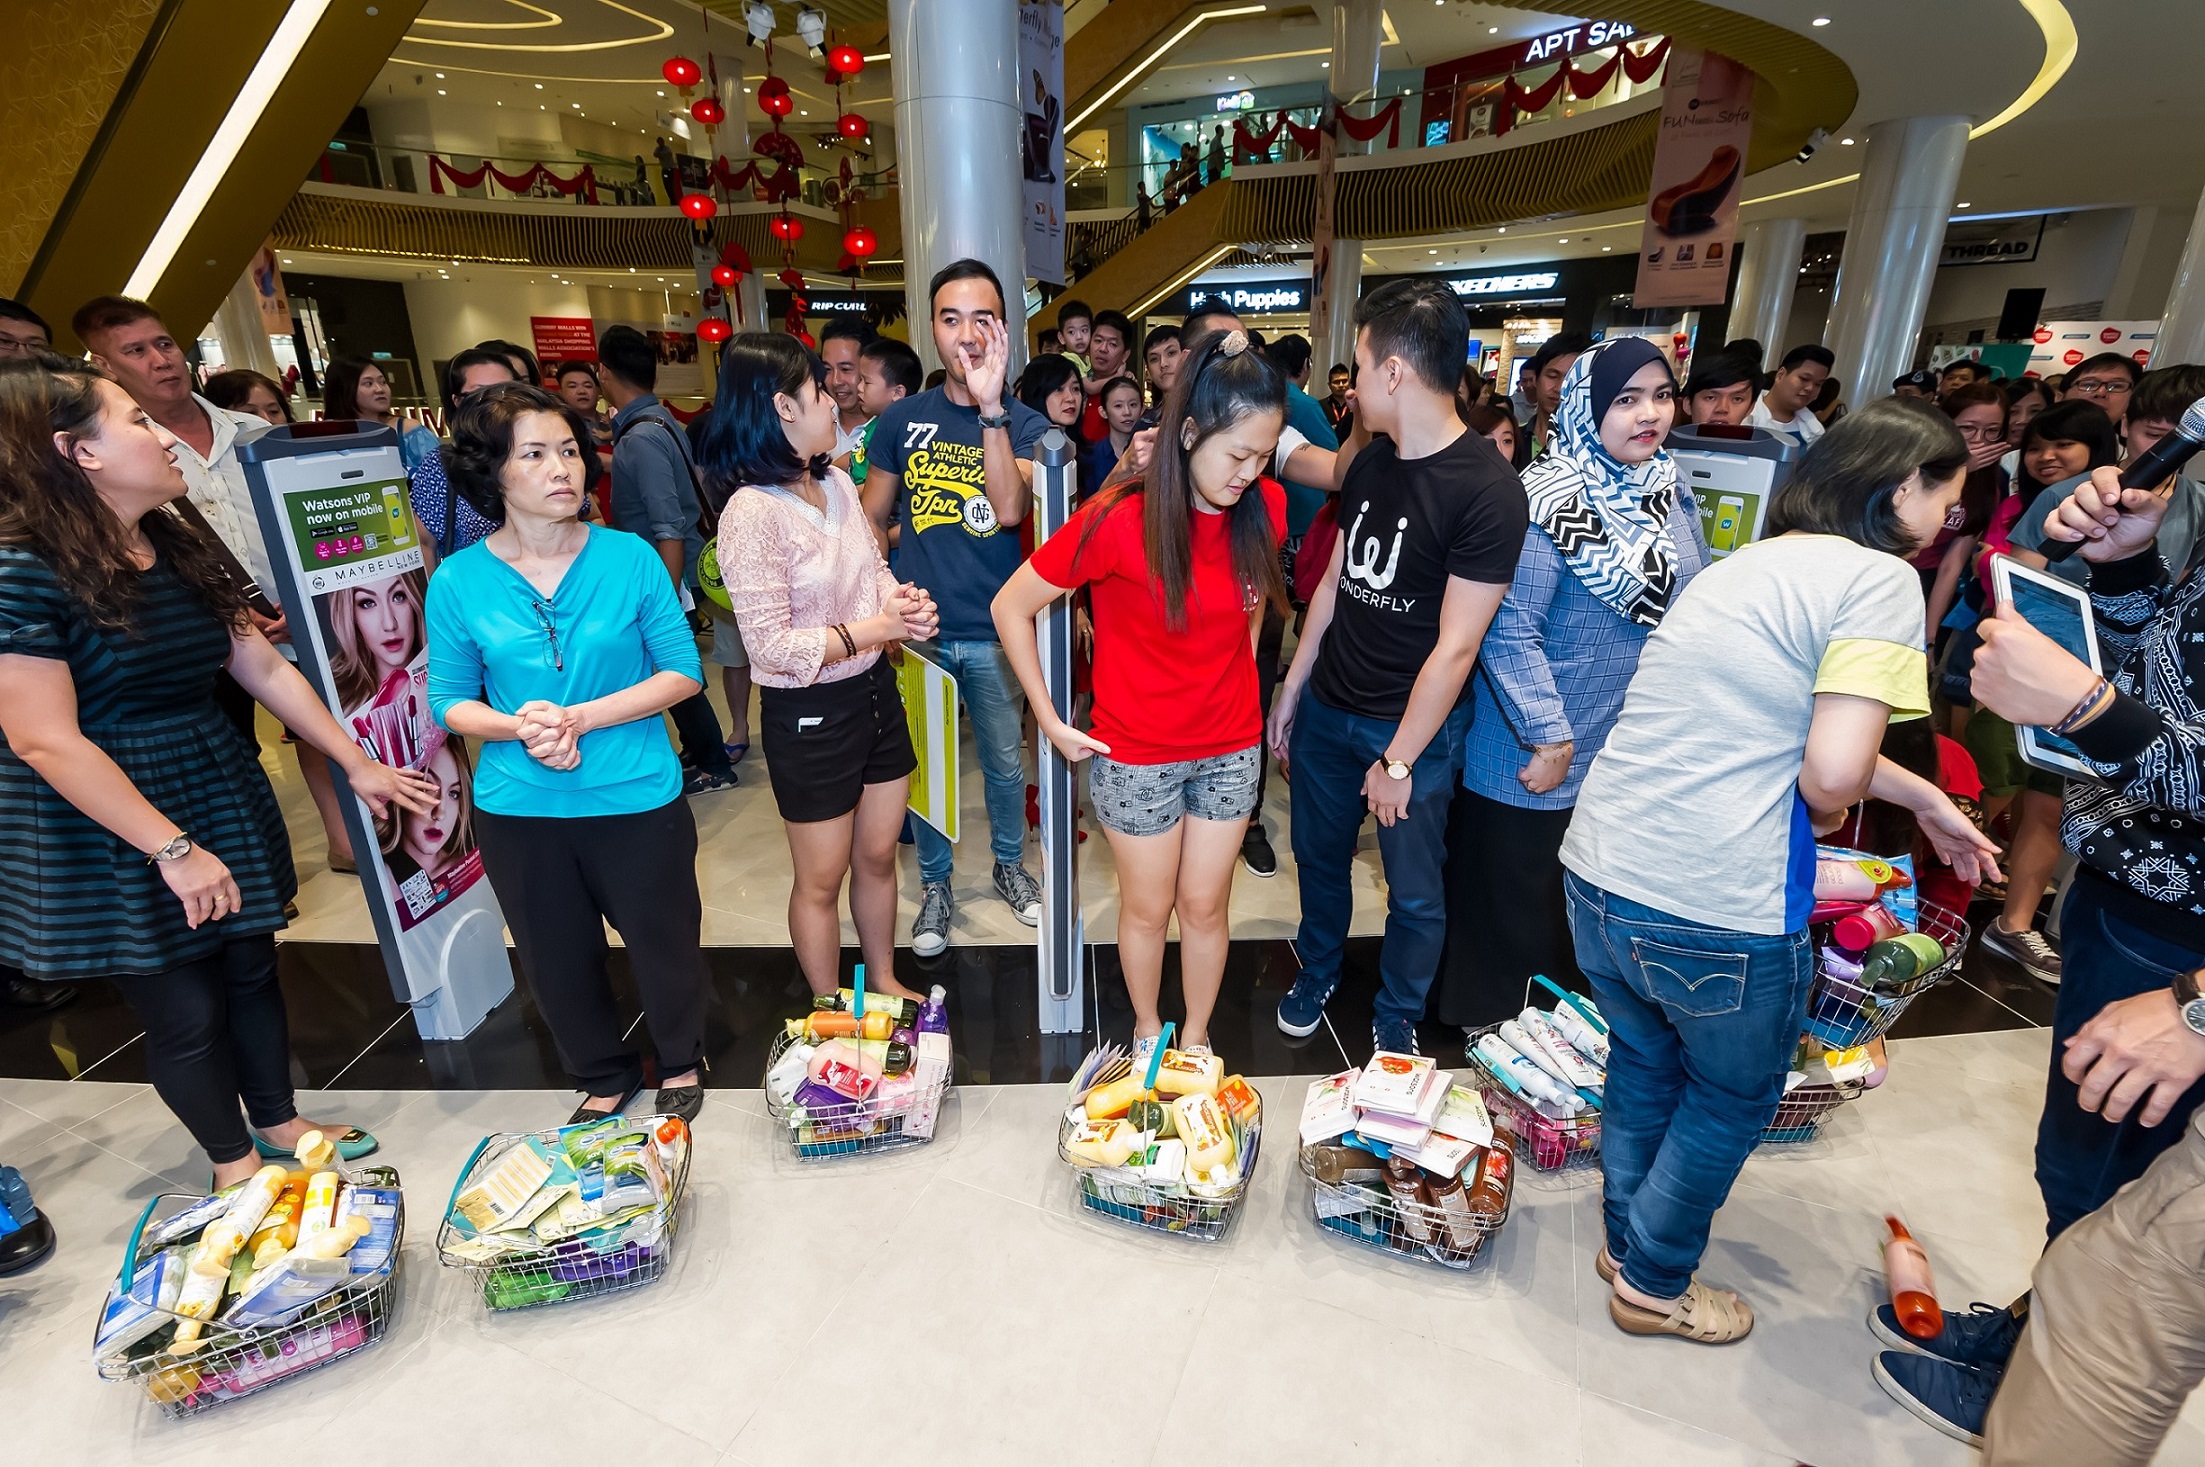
left=1446, top=270, right=1560, bottom=298
left=1184, top=284, right=1308, bottom=314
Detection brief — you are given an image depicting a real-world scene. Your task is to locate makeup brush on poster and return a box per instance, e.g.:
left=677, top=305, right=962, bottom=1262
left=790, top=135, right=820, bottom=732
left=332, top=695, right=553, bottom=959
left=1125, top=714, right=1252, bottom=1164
left=2043, top=397, right=2205, bottom=563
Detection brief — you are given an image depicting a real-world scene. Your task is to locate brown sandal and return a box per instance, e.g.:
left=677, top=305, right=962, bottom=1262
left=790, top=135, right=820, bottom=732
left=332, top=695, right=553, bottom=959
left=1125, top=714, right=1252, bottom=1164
left=1595, top=1246, right=1619, bottom=1285
left=1609, top=1279, right=1754, bottom=1344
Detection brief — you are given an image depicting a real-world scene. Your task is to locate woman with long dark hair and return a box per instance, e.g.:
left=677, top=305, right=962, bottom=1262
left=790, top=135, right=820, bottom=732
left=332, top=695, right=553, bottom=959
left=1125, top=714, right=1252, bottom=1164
left=699, top=334, right=938, bottom=1003
left=202, top=369, right=292, bottom=426
left=322, top=356, right=440, bottom=471
left=1561, top=399, right=1998, bottom=1344
left=993, top=329, right=1288, bottom=1059
left=1015, top=351, right=1087, bottom=445
left=0, top=357, right=436, bottom=1186
left=426, top=382, right=713, bottom=1123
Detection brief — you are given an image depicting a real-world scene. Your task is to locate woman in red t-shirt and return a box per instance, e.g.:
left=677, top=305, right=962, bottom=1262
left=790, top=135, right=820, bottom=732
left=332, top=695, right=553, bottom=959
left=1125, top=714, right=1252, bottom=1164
left=994, top=330, right=1289, bottom=1058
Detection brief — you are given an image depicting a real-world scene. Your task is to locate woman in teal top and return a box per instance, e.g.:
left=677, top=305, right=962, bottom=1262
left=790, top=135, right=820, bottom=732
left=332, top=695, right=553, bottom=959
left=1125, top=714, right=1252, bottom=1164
left=425, top=383, right=711, bottom=1125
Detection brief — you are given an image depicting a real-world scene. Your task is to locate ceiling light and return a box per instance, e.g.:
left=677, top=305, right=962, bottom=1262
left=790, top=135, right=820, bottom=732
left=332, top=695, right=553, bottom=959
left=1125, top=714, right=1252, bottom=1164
left=434, top=72, right=444, bottom=78
left=1812, top=16, right=1831, bottom=25
left=534, top=83, right=543, bottom=89
left=1559, top=238, right=1569, bottom=243
left=1958, top=201, right=1972, bottom=208
left=1489, top=24, right=1499, bottom=33
left=1429, top=248, right=1438, bottom=254
left=572, top=102, right=580, bottom=108
left=656, top=89, right=665, bottom=97
left=436, top=89, right=445, bottom=94
left=1840, top=136, right=1854, bottom=145
left=1497, top=227, right=1506, bottom=233
left=1602, top=245, right=1611, bottom=251
left=1320, top=61, right=1329, bottom=68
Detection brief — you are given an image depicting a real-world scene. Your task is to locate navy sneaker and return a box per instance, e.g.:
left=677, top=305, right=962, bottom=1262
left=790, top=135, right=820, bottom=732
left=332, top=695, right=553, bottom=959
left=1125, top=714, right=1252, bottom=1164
left=1873, top=1351, right=1997, bottom=1446
left=1869, top=1299, right=2025, bottom=1369
left=1372, top=1016, right=1422, bottom=1057
left=1275, top=971, right=1340, bottom=1038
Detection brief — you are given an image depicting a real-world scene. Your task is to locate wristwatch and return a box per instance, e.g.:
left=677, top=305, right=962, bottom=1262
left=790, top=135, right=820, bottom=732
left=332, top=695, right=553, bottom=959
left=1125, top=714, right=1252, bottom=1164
left=2176, top=967, right=2205, bottom=1039
left=148, top=833, right=194, bottom=864
left=976, top=408, right=1013, bottom=431
left=1380, top=756, right=1412, bottom=781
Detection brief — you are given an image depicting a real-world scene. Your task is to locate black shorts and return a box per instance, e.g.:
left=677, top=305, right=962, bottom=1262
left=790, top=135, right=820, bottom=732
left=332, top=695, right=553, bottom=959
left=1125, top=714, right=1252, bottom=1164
left=759, top=657, right=918, bottom=823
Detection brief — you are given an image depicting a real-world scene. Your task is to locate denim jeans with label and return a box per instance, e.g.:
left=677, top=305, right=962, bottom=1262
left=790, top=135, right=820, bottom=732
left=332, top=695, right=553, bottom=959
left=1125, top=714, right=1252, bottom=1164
left=908, top=638, right=1029, bottom=885
left=1288, top=692, right=1471, bottom=1026
left=2037, top=876, right=2205, bottom=1241
left=1564, top=872, right=1814, bottom=1301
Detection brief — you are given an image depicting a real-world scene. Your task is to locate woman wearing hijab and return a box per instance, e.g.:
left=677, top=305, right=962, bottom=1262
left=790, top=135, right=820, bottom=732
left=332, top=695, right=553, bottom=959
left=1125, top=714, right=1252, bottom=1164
left=1439, top=337, right=1711, bottom=1034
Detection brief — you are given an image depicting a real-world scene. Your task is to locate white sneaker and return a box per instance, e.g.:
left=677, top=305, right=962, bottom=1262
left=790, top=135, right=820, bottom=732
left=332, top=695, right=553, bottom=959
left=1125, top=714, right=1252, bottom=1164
left=911, top=882, right=952, bottom=958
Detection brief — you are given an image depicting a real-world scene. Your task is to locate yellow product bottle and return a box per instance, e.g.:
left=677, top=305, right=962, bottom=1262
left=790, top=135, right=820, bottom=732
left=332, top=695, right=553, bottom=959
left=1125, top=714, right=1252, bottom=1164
left=247, top=1180, right=308, bottom=1267
left=1065, top=1119, right=1142, bottom=1167
left=860, top=1010, right=895, bottom=1041
left=1082, top=1070, right=1151, bottom=1121
left=293, top=1214, right=370, bottom=1260
left=296, top=1171, right=342, bottom=1245
left=1172, top=1092, right=1235, bottom=1175
left=1152, top=1049, right=1222, bottom=1098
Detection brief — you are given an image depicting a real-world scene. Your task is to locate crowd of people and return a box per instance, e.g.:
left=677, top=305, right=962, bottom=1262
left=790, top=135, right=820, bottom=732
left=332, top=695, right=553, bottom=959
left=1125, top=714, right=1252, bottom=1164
left=3, top=269, right=2204, bottom=1460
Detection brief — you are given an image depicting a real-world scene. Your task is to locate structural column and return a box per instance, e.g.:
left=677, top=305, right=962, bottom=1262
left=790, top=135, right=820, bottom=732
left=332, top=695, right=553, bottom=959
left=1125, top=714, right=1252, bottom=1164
left=2152, top=185, right=2205, bottom=366
left=1727, top=216, right=1807, bottom=358
left=1312, top=0, right=1384, bottom=375
left=1822, top=115, right=1969, bottom=405
left=887, top=0, right=1027, bottom=370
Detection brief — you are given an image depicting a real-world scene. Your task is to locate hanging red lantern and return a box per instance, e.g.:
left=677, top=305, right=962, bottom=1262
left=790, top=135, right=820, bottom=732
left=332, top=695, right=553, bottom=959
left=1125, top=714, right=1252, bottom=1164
left=691, top=97, right=725, bottom=127
left=778, top=268, right=806, bottom=289
left=719, top=240, right=753, bottom=274
left=680, top=192, right=719, bottom=220
left=769, top=212, right=804, bottom=241
left=836, top=111, right=867, bottom=141
left=842, top=226, right=878, bottom=260
left=697, top=317, right=733, bottom=344
left=662, top=56, right=702, bottom=89
left=757, top=77, right=793, bottom=118
left=711, top=263, right=740, bottom=288
left=827, top=44, right=865, bottom=77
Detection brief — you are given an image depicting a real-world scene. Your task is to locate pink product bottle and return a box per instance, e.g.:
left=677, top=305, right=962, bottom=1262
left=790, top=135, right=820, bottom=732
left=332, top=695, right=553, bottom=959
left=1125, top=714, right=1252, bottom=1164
left=917, top=984, right=950, bottom=1037
left=807, top=1039, right=882, bottom=1101
left=1831, top=902, right=1904, bottom=954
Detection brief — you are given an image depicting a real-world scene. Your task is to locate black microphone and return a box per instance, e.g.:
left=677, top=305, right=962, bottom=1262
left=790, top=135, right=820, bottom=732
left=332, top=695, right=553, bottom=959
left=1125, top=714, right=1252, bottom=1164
left=2043, top=396, right=2205, bottom=562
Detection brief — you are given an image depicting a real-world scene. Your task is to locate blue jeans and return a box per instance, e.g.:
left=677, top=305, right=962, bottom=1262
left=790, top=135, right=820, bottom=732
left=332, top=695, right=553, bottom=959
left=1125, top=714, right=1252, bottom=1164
left=909, top=638, right=1028, bottom=885
left=1288, top=692, right=1471, bottom=1025
left=2037, top=876, right=2205, bottom=1241
left=1564, top=873, right=1814, bottom=1301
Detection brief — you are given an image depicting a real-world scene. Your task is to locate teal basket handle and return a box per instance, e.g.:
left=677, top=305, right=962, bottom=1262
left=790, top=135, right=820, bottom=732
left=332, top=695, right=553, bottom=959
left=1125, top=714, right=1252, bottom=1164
left=443, top=1133, right=496, bottom=1225
left=118, top=1194, right=163, bottom=1292
left=1531, top=972, right=1608, bottom=1035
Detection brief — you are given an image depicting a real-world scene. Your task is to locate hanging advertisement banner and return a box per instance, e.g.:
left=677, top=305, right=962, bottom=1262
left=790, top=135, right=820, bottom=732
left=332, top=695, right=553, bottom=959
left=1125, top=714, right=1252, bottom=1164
left=2028, top=320, right=2158, bottom=375
left=1632, top=48, right=1754, bottom=309
left=249, top=243, right=293, bottom=338
left=1307, top=96, right=1342, bottom=374
left=1019, top=0, right=1067, bottom=285
left=238, top=424, right=514, bottom=1041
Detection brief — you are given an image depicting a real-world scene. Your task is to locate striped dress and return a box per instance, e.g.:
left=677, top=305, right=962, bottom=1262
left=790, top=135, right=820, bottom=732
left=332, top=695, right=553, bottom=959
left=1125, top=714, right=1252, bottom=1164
left=0, top=546, right=295, bottom=978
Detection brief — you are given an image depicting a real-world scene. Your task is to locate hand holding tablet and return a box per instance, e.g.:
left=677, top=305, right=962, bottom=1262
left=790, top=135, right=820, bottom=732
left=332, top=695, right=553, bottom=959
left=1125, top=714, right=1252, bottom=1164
left=1978, top=556, right=2106, bottom=777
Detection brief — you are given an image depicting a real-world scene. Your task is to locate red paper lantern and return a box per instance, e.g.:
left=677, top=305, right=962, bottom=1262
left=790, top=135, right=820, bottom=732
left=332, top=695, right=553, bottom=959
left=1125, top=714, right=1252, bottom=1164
left=842, top=226, right=878, bottom=259
left=711, top=263, right=740, bottom=287
left=679, top=192, right=719, bottom=221
left=778, top=268, right=805, bottom=289
left=827, top=44, right=864, bottom=77
left=769, top=213, right=804, bottom=241
left=836, top=111, right=868, bottom=141
left=691, top=97, right=725, bottom=127
left=662, top=56, right=702, bottom=89
left=757, top=77, right=793, bottom=118
left=697, top=317, right=732, bottom=344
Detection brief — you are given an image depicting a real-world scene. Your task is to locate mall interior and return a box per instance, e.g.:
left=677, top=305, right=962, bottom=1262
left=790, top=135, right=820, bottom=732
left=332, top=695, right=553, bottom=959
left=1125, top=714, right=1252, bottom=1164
left=5, top=0, right=2205, bottom=1461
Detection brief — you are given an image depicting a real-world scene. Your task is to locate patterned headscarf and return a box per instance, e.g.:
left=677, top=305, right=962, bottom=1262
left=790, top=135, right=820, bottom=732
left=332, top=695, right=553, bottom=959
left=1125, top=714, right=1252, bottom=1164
left=1519, top=336, right=1681, bottom=627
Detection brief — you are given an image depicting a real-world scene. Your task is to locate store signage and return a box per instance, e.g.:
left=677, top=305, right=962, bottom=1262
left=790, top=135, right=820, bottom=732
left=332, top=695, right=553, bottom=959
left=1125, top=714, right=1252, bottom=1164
left=1447, top=270, right=1560, bottom=297
left=1939, top=215, right=2045, bottom=267
left=1214, top=89, right=1256, bottom=112
left=2026, top=320, right=2159, bottom=375
left=1523, top=21, right=1637, bottom=63
left=530, top=316, right=597, bottom=374
left=1187, top=282, right=1308, bottom=314
left=767, top=290, right=898, bottom=318
left=1633, top=47, right=1753, bottom=309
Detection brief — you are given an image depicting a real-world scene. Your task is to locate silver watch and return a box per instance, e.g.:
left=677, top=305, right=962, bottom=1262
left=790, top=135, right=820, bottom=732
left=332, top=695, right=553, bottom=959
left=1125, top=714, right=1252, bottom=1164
left=2183, top=997, right=2205, bottom=1040
left=149, top=834, right=194, bottom=863
left=2177, top=968, right=2205, bottom=1038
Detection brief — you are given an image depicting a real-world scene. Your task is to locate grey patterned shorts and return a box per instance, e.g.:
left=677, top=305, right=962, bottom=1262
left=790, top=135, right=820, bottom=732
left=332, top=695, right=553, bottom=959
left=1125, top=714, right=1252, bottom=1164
left=1088, top=745, right=1262, bottom=837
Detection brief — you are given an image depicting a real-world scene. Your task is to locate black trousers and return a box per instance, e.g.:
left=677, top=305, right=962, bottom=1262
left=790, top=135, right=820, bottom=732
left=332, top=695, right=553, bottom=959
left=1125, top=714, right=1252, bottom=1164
left=473, top=798, right=709, bottom=1094
left=1251, top=603, right=1285, bottom=824
left=109, top=933, right=295, bottom=1166
left=669, top=688, right=732, bottom=776
left=1434, top=787, right=1582, bottom=1029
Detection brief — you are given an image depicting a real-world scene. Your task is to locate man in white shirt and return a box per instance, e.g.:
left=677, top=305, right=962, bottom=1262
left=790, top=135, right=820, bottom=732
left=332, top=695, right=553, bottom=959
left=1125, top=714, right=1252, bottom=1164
left=1746, top=342, right=1835, bottom=447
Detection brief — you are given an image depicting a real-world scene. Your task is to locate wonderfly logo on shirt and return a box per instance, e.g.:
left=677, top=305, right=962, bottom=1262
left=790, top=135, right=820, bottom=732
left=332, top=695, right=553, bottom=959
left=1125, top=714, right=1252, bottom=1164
left=902, top=421, right=1001, bottom=538
left=1340, top=499, right=1416, bottom=611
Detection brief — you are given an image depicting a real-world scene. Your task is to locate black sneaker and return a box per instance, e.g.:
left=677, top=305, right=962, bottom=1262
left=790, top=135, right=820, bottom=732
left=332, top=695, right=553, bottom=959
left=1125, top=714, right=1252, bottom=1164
left=1978, top=919, right=2061, bottom=985
left=684, top=769, right=738, bottom=797
left=1873, top=1351, right=1998, bottom=1446
left=1372, top=1016, right=1422, bottom=1057
left=1868, top=1298, right=2025, bottom=1369
left=1275, top=971, right=1339, bottom=1038
left=1240, top=823, right=1278, bottom=878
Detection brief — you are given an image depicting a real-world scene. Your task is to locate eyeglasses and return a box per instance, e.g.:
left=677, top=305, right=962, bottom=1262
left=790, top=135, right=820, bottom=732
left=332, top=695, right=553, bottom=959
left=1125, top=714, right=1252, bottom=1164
left=531, top=599, right=564, bottom=672
left=2068, top=377, right=2131, bottom=397
left=1957, top=423, right=2006, bottom=442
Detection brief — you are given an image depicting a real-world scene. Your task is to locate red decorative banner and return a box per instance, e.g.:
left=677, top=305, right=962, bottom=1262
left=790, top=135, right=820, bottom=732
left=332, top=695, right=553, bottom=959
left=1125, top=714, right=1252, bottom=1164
left=1632, top=48, right=1754, bottom=310
left=429, top=156, right=599, bottom=204
left=1497, top=38, right=1669, bottom=136
left=1231, top=97, right=1401, bottom=165
left=530, top=316, right=597, bottom=371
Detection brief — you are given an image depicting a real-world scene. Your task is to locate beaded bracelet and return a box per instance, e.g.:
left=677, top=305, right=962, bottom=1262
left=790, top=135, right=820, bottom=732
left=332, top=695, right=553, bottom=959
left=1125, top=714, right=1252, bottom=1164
left=2050, top=677, right=2114, bottom=737
left=833, top=622, right=857, bottom=660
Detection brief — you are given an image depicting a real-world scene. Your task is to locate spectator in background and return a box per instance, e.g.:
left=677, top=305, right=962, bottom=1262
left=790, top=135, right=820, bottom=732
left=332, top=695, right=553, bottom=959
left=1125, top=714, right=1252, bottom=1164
left=1747, top=343, right=1835, bottom=447
left=1323, top=362, right=1353, bottom=435
left=850, top=337, right=922, bottom=493
left=1916, top=381, right=2009, bottom=647
left=554, top=360, right=608, bottom=436
left=654, top=135, right=680, bottom=203
left=2062, top=351, right=2142, bottom=435
left=0, top=297, right=50, bottom=359
left=1054, top=299, right=1094, bottom=380
left=1143, top=325, right=1185, bottom=407
left=2003, top=376, right=2057, bottom=480
left=597, top=324, right=738, bottom=797
left=1465, top=402, right=1519, bottom=468
left=1207, top=122, right=1227, bottom=185
left=1680, top=350, right=1758, bottom=427
left=1942, top=359, right=1986, bottom=391
left=1813, top=375, right=1847, bottom=428
left=1510, top=355, right=1539, bottom=425
left=1892, top=368, right=1940, bottom=400
left=2010, top=366, right=2205, bottom=584
left=1080, top=309, right=1134, bottom=440
left=1083, top=376, right=1145, bottom=490
left=1015, top=352, right=1086, bottom=445
left=1720, top=337, right=1765, bottom=379
left=818, top=317, right=877, bottom=465
left=480, top=339, right=542, bottom=390
left=1037, top=328, right=1062, bottom=356
left=1524, top=330, right=1593, bottom=464
left=203, top=370, right=292, bottom=426
left=413, top=348, right=521, bottom=562
left=324, top=356, right=441, bottom=471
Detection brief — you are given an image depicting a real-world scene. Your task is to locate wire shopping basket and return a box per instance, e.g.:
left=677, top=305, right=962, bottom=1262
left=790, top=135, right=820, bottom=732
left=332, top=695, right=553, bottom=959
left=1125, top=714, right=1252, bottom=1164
left=1803, top=904, right=1969, bottom=1050
left=1299, top=1143, right=1509, bottom=1270
left=436, top=1120, right=689, bottom=1312
left=1058, top=1111, right=1261, bottom=1243
left=1465, top=1027, right=1602, bottom=1174
left=1759, top=1075, right=1870, bottom=1144
left=761, top=1029, right=954, bottom=1161
left=94, top=1171, right=404, bottom=1419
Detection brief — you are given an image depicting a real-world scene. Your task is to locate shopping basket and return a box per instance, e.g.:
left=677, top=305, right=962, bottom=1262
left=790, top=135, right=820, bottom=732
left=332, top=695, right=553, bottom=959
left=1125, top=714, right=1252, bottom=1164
left=761, top=1029, right=954, bottom=1161
left=1759, top=1075, right=1870, bottom=1144
left=1465, top=1026, right=1602, bottom=1174
left=436, top=1120, right=689, bottom=1312
left=1058, top=1110, right=1261, bottom=1243
left=1298, top=1143, right=1508, bottom=1270
left=1803, top=904, right=1969, bottom=1050
left=94, top=1171, right=403, bottom=1418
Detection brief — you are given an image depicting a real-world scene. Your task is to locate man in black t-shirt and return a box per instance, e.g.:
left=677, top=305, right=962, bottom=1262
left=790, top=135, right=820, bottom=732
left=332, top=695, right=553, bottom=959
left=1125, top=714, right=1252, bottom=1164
left=1267, top=279, right=1527, bottom=1056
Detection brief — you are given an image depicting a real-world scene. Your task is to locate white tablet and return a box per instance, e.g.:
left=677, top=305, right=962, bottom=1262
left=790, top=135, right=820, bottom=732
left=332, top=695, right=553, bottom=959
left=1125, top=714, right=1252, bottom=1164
left=1990, top=554, right=2104, bottom=779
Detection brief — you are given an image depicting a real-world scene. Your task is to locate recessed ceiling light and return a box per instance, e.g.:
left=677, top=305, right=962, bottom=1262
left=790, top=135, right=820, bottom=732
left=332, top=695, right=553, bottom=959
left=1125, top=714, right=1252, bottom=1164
left=1428, top=248, right=1438, bottom=254
left=1957, top=201, right=1972, bottom=208
left=535, top=83, right=543, bottom=89
left=1489, top=24, right=1499, bottom=33
left=799, top=109, right=808, bottom=115
left=742, top=86, right=750, bottom=93
left=656, top=89, right=665, bottom=97
left=572, top=102, right=580, bottom=108
left=1497, top=227, right=1506, bottom=233
left=1840, top=136, right=1854, bottom=145
left=1320, top=61, right=1329, bottom=68
left=1812, top=16, right=1831, bottom=25
left=1602, top=245, right=1611, bottom=251
left=1559, top=238, right=1569, bottom=244
left=436, top=89, right=445, bottom=95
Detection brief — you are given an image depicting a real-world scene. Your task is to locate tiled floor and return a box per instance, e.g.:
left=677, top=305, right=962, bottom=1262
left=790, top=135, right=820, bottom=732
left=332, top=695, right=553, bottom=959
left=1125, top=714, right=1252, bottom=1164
left=4, top=1030, right=2201, bottom=1464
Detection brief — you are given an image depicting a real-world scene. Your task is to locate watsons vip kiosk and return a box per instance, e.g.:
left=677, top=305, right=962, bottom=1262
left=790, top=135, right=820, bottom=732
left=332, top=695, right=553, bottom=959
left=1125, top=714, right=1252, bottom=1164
left=238, top=422, right=513, bottom=1040
left=1665, top=421, right=1802, bottom=557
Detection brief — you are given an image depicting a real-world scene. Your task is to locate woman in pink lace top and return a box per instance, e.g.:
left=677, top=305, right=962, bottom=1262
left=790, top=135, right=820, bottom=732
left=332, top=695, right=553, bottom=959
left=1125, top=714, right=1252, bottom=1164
left=702, top=334, right=938, bottom=1000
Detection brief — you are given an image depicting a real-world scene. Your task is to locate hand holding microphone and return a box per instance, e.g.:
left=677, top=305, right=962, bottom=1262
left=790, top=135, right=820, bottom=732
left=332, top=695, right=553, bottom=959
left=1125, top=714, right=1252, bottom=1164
left=2043, top=396, right=2205, bottom=562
